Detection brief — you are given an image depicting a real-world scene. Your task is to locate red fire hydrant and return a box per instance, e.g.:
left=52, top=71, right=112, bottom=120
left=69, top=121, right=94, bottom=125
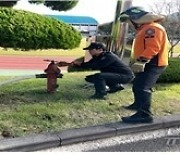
left=44, top=60, right=63, bottom=93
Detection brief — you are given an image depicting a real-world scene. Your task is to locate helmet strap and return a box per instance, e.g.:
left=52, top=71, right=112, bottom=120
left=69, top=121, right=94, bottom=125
left=130, top=20, right=141, bottom=30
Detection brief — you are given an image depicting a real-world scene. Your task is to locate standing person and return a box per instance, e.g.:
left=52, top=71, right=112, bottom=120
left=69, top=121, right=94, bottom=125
left=71, top=42, right=134, bottom=100
left=119, top=7, right=169, bottom=123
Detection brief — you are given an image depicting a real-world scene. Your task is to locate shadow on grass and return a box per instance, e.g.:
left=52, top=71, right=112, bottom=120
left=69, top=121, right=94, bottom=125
left=0, top=83, right=94, bottom=106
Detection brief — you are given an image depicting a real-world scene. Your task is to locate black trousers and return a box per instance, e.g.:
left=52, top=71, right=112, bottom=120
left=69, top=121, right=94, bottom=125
left=85, top=72, right=134, bottom=95
left=132, top=64, right=166, bottom=113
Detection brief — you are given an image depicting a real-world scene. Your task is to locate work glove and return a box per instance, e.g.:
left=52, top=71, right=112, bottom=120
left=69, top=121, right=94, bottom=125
left=131, top=58, right=150, bottom=73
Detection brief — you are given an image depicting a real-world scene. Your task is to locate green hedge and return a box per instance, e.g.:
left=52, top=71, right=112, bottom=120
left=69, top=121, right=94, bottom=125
left=158, top=58, right=180, bottom=83
left=0, top=8, right=81, bottom=50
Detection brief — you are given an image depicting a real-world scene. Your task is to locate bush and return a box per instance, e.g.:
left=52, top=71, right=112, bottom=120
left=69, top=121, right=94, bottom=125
left=0, top=8, right=81, bottom=50
left=158, top=58, right=180, bottom=83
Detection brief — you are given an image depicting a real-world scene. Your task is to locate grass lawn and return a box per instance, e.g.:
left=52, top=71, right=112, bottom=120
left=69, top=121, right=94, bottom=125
left=0, top=72, right=180, bottom=138
left=0, top=38, right=86, bottom=57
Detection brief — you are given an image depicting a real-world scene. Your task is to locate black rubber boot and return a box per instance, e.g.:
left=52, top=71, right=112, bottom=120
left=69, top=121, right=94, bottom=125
left=123, top=90, right=141, bottom=111
left=122, top=90, right=153, bottom=124
left=107, top=84, right=124, bottom=93
left=138, top=90, right=152, bottom=113
left=123, top=103, right=138, bottom=111
left=93, top=75, right=107, bottom=96
left=121, top=110, right=153, bottom=124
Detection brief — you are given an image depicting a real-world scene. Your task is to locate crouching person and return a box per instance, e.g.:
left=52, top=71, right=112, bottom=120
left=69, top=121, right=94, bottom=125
left=72, top=42, right=134, bottom=100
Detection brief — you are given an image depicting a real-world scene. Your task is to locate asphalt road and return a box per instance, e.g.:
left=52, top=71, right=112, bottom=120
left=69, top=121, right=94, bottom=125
left=40, top=127, right=180, bottom=152
left=89, top=136, right=180, bottom=152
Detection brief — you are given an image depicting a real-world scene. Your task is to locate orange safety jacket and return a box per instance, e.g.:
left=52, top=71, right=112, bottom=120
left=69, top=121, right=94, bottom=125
left=132, top=22, right=169, bottom=66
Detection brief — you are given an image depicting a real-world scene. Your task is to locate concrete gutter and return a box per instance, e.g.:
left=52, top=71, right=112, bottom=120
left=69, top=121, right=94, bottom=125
left=0, top=114, right=180, bottom=152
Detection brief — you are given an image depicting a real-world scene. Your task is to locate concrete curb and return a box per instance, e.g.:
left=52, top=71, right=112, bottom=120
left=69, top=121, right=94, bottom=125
left=0, top=114, right=180, bottom=152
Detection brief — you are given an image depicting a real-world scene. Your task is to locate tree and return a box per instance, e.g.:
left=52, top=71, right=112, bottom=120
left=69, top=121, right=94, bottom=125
left=0, top=0, right=78, bottom=11
left=150, top=0, right=180, bottom=57
left=0, top=8, right=81, bottom=50
left=44, top=0, right=78, bottom=11
left=98, top=22, right=113, bottom=35
left=0, top=0, right=19, bottom=7
left=28, top=0, right=44, bottom=4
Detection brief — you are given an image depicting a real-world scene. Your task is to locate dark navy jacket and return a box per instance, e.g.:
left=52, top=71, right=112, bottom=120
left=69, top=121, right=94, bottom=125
left=81, top=51, right=133, bottom=76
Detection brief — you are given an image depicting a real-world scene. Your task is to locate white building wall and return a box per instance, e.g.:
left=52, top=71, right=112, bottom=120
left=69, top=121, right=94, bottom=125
left=71, top=23, right=98, bottom=36
left=89, top=25, right=97, bottom=31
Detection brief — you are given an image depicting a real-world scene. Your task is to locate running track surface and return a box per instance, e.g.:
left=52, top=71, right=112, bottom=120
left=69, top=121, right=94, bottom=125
left=0, top=55, right=78, bottom=71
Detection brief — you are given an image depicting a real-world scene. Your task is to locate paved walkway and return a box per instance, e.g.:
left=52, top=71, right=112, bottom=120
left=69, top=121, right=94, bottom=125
left=0, top=55, right=79, bottom=75
left=40, top=127, right=180, bottom=152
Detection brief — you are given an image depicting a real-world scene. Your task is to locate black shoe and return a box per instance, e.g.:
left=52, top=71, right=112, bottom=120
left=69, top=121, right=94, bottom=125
left=90, top=93, right=107, bottom=100
left=107, top=84, right=124, bottom=93
left=121, top=111, right=153, bottom=124
left=123, top=103, right=138, bottom=111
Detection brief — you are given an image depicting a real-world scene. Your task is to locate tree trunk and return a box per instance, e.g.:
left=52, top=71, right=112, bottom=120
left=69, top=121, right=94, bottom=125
left=169, top=46, right=174, bottom=57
